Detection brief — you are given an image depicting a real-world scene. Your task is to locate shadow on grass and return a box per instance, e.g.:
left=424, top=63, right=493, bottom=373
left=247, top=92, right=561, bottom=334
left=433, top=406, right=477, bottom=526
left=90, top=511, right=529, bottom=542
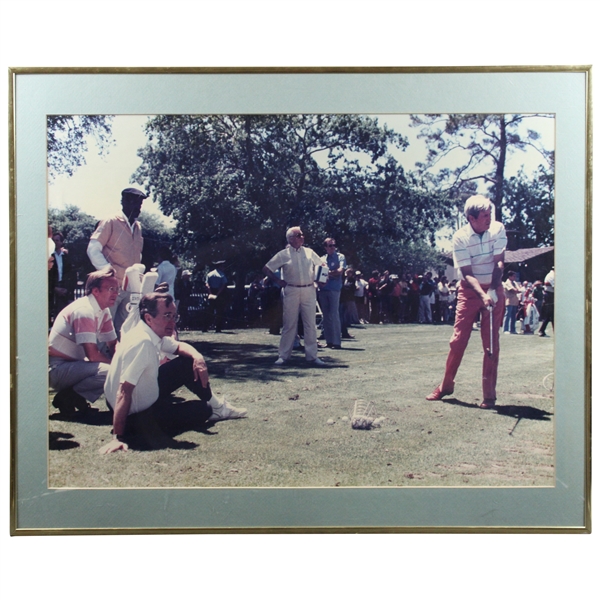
left=187, top=340, right=351, bottom=379
left=443, top=398, right=554, bottom=421
left=158, top=398, right=219, bottom=438
left=440, top=397, right=480, bottom=409
left=49, top=431, right=80, bottom=451
left=325, top=347, right=364, bottom=353
left=203, top=330, right=238, bottom=335
left=125, top=399, right=218, bottom=452
left=49, top=406, right=113, bottom=426
left=125, top=436, right=200, bottom=452
left=494, top=405, right=553, bottom=422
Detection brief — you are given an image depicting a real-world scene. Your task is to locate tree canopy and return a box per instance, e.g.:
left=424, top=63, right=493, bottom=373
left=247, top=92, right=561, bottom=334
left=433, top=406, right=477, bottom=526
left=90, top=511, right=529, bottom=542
left=132, top=114, right=451, bottom=283
left=409, top=113, right=554, bottom=223
left=47, top=115, right=114, bottom=181
left=502, top=164, right=554, bottom=249
left=48, top=205, right=98, bottom=280
left=48, top=112, right=555, bottom=283
left=136, top=211, right=175, bottom=270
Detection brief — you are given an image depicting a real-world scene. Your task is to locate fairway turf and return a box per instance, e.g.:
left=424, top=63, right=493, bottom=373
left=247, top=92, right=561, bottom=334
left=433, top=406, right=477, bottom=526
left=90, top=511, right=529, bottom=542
left=48, top=324, right=554, bottom=488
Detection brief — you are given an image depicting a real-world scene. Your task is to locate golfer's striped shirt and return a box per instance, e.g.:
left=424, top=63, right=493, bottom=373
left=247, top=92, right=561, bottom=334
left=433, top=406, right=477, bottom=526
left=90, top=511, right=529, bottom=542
left=452, top=221, right=507, bottom=285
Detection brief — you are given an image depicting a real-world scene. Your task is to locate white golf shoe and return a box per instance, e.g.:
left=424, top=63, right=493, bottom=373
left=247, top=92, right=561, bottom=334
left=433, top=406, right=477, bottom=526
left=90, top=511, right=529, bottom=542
left=208, top=399, right=248, bottom=421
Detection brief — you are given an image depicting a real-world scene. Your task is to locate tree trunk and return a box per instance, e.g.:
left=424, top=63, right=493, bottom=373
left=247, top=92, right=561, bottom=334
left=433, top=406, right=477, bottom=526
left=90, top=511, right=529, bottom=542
left=494, top=116, right=507, bottom=222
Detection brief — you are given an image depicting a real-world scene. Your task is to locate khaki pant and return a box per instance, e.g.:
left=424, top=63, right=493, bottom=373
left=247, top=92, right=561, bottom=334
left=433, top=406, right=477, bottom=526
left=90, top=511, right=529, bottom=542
left=279, top=285, right=318, bottom=361
left=49, top=357, right=108, bottom=403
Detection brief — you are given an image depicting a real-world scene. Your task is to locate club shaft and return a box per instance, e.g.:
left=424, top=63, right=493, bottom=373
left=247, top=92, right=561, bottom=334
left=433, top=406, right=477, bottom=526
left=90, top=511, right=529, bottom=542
left=489, top=306, right=493, bottom=356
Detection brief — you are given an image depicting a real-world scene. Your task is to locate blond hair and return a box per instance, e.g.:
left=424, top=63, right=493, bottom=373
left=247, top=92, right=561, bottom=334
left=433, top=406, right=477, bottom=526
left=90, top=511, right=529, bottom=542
left=463, top=195, right=493, bottom=220
left=85, top=267, right=117, bottom=296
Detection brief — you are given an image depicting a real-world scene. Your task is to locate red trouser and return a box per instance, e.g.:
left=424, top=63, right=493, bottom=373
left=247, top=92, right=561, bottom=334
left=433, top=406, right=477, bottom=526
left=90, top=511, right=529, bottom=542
left=441, top=281, right=506, bottom=401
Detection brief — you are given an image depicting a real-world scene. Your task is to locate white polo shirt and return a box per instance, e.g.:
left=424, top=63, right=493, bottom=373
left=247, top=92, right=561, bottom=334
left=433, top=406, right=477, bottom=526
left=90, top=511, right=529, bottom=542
left=104, top=320, right=179, bottom=414
left=544, top=269, right=555, bottom=294
left=452, top=220, right=507, bottom=285
left=265, top=246, right=322, bottom=286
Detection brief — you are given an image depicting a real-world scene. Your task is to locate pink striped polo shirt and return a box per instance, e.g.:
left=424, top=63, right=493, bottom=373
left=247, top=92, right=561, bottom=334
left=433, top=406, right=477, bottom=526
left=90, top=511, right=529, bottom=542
left=49, top=295, right=117, bottom=361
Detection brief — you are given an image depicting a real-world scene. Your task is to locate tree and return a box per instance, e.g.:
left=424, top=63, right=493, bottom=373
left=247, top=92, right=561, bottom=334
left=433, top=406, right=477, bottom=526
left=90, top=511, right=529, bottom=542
left=47, top=115, right=114, bottom=181
left=132, top=114, right=451, bottom=288
left=302, top=154, right=452, bottom=273
left=502, top=164, right=554, bottom=249
left=136, top=211, right=175, bottom=270
left=48, top=205, right=98, bottom=280
left=409, top=114, right=554, bottom=221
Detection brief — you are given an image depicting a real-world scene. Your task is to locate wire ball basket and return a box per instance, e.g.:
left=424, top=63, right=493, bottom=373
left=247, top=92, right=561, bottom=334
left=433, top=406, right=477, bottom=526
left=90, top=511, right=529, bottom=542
left=351, top=399, right=376, bottom=430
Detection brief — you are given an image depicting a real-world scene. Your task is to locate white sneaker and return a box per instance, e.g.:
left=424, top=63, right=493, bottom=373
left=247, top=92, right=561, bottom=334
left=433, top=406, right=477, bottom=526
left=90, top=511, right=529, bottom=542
left=208, top=399, right=248, bottom=421
left=311, top=358, right=326, bottom=367
left=274, top=358, right=286, bottom=365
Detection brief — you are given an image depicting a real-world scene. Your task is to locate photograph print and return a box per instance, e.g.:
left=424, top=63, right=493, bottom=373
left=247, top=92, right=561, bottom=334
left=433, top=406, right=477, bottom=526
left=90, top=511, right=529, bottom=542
left=47, top=111, right=555, bottom=489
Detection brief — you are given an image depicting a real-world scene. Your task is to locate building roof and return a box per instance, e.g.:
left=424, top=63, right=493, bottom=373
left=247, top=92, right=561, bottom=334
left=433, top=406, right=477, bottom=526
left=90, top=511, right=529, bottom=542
left=441, top=246, right=554, bottom=265
left=505, top=246, right=554, bottom=263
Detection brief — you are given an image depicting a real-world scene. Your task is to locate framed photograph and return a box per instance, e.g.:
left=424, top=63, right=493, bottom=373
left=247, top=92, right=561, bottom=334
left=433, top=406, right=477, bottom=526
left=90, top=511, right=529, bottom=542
left=9, top=67, right=591, bottom=534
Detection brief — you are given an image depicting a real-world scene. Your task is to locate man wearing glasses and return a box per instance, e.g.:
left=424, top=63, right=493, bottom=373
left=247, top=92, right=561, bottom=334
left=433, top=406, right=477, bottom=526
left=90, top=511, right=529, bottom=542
left=263, top=226, right=326, bottom=366
left=318, top=238, right=346, bottom=349
left=49, top=267, right=120, bottom=415
left=100, top=292, right=247, bottom=454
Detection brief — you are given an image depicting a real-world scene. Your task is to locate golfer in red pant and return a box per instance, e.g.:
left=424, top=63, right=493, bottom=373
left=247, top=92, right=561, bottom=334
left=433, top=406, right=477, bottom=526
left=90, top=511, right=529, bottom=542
left=426, top=195, right=507, bottom=409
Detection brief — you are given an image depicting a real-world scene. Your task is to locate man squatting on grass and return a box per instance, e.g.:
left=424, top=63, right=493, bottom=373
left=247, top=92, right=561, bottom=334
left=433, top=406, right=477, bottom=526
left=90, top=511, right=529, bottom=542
left=426, top=195, right=507, bottom=409
left=99, top=292, right=247, bottom=454
left=49, top=267, right=119, bottom=415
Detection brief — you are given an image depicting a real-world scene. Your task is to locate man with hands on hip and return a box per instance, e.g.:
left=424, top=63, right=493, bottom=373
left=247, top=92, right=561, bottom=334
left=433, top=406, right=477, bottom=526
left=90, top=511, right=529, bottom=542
left=263, top=226, right=326, bottom=367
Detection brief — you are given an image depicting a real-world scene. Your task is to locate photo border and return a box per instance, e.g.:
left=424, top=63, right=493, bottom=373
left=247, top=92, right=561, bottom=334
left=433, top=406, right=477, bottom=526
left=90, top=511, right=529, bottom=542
left=9, top=67, right=592, bottom=534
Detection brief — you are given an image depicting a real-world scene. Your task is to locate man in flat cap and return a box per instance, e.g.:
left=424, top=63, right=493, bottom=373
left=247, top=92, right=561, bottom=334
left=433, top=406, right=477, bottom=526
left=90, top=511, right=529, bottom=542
left=87, top=188, right=147, bottom=335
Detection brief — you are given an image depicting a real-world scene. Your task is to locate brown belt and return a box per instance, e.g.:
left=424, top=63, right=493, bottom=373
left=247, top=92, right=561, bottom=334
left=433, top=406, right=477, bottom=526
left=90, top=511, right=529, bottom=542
left=287, top=283, right=313, bottom=287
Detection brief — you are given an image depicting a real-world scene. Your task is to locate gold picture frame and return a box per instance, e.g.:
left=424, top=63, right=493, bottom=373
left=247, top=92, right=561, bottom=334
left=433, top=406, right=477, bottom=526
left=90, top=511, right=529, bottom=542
left=9, top=67, right=591, bottom=534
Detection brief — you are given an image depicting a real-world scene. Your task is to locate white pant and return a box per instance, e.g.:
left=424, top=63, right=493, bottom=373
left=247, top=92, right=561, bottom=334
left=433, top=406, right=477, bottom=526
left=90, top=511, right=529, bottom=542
left=418, top=295, right=432, bottom=323
left=279, top=285, right=318, bottom=361
left=110, top=289, right=132, bottom=336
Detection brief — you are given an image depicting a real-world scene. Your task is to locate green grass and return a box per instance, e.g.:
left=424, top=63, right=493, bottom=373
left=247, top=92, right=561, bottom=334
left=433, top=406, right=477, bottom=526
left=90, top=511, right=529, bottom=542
left=48, top=324, right=555, bottom=488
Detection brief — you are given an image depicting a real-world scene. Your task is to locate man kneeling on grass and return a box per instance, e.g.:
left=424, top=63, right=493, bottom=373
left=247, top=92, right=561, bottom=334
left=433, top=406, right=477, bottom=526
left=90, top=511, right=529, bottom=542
left=49, top=267, right=119, bottom=416
left=99, top=292, right=247, bottom=454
